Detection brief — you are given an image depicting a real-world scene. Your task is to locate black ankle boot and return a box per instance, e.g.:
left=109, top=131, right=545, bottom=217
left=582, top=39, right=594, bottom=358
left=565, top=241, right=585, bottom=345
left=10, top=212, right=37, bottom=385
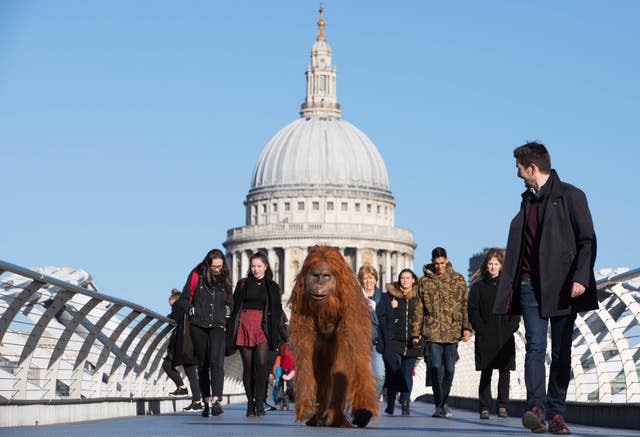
left=246, top=401, right=256, bottom=417
left=201, top=402, right=210, bottom=417
left=255, top=401, right=266, bottom=416
left=385, top=398, right=395, bottom=415
left=401, top=400, right=410, bottom=416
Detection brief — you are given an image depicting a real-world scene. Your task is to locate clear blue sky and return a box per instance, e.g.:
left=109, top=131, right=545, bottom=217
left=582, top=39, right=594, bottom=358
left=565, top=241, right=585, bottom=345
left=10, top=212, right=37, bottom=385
left=2, top=1, right=638, bottom=314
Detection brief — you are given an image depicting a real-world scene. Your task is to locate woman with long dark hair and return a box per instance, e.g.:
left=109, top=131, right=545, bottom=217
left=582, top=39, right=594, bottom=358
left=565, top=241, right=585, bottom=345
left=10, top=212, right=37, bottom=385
left=181, top=248, right=232, bottom=417
left=228, top=252, right=283, bottom=417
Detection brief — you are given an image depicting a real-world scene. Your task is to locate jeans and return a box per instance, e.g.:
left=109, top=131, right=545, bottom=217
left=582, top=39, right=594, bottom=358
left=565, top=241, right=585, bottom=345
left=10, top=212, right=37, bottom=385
left=429, top=342, right=458, bottom=409
left=387, top=356, right=417, bottom=402
left=520, top=278, right=576, bottom=419
left=371, top=350, right=386, bottom=397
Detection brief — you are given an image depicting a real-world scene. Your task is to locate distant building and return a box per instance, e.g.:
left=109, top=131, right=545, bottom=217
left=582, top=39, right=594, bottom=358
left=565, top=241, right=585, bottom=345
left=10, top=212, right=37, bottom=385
left=223, top=6, right=415, bottom=298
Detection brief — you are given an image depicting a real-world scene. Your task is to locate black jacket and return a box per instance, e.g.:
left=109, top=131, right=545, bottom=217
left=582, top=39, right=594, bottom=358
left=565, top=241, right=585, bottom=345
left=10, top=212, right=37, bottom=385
left=468, top=273, right=520, bottom=370
left=227, top=276, right=283, bottom=352
left=495, top=170, right=598, bottom=317
left=385, top=283, right=423, bottom=358
left=181, top=270, right=231, bottom=329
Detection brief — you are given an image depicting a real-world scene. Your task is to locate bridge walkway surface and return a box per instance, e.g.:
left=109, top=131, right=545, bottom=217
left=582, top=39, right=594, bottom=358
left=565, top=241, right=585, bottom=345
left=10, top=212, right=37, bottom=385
left=2, top=401, right=638, bottom=437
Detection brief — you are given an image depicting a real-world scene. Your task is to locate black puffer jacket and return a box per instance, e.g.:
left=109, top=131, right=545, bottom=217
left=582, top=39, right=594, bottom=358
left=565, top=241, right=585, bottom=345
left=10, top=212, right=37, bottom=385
left=385, top=283, right=422, bottom=358
left=181, top=270, right=231, bottom=329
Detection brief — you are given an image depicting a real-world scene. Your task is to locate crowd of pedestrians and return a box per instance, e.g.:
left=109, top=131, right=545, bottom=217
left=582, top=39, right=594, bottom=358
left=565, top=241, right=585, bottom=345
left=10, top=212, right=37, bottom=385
left=161, top=141, right=595, bottom=434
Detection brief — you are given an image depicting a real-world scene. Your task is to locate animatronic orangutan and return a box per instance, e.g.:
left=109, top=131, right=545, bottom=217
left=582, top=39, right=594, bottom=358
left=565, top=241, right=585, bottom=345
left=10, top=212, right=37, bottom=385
left=289, top=246, right=378, bottom=427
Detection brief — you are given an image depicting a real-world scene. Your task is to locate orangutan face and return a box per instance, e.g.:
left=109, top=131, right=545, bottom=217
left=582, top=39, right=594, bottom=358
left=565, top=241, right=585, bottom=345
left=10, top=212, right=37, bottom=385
left=304, top=261, right=337, bottom=302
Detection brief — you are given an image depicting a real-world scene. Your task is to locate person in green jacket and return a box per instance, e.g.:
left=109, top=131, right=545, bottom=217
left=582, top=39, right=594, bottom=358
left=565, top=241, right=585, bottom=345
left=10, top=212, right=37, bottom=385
left=411, top=247, right=472, bottom=418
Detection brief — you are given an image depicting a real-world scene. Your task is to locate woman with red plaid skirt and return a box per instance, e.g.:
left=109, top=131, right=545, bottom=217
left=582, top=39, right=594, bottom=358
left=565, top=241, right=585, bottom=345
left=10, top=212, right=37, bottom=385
left=227, top=252, right=284, bottom=417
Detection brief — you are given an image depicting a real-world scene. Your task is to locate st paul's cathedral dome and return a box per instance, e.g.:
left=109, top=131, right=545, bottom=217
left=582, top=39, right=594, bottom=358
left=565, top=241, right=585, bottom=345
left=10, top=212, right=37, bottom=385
left=224, top=6, right=415, bottom=298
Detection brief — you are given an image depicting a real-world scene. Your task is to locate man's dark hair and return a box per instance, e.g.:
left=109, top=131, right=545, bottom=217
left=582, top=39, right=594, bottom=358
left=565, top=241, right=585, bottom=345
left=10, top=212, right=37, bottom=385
left=432, top=247, right=447, bottom=259
left=514, top=142, right=551, bottom=174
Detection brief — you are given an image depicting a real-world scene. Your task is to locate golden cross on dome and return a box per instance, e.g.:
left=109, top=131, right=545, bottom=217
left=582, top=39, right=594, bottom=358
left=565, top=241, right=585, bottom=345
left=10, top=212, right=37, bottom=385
left=317, top=3, right=326, bottom=41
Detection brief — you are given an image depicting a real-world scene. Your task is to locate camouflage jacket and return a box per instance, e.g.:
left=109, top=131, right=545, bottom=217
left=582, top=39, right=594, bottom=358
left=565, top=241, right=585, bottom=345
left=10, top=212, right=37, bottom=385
left=411, top=262, right=472, bottom=344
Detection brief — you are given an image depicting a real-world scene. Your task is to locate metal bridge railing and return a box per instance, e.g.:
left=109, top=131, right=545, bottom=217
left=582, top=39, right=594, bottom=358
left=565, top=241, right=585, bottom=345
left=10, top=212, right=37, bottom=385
left=570, top=267, right=640, bottom=402
left=0, top=260, right=176, bottom=401
left=412, top=267, right=640, bottom=405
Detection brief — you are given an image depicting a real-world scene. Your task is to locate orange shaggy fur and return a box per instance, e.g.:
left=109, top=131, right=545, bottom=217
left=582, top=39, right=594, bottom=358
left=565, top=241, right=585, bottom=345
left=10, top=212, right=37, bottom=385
left=289, top=246, right=379, bottom=427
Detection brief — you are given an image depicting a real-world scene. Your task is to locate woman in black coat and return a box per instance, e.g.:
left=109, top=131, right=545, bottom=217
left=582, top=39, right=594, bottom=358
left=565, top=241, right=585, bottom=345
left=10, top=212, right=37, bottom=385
left=227, top=251, right=284, bottom=417
left=163, top=289, right=201, bottom=411
left=468, top=248, right=520, bottom=419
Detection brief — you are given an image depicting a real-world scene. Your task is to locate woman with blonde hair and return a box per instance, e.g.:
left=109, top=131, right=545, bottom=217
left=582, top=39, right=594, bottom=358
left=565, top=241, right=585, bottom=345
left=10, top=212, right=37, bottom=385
left=357, top=265, right=393, bottom=399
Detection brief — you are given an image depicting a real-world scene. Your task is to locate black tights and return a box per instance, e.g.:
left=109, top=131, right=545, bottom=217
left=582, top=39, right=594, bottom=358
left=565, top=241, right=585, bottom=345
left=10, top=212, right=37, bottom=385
left=239, top=342, right=269, bottom=404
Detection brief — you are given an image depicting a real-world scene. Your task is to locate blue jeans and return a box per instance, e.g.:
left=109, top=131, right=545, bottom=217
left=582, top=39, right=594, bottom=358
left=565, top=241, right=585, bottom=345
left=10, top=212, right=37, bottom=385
left=429, top=342, right=458, bottom=409
left=387, top=356, right=417, bottom=402
left=520, top=278, right=576, bottom=419
left=371, top=350, right=386, bottom=397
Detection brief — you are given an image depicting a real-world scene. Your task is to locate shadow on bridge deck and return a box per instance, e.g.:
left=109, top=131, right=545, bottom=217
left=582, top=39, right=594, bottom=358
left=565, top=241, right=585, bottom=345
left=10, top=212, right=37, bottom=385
left=2, top=400, right=638, bottom=437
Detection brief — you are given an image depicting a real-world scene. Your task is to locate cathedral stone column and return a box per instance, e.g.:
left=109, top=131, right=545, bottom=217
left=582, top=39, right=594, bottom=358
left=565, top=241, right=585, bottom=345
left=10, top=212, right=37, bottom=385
left=385, top=251, right=392, bottom=287
left=230, top=251, right=236, bottom=284
left=266, top=248, right=279, bottom=284
left=283, top=247, right=294, bottom=302
left=372, top=251, right=378, bottom=275
left=355, top=248, right=363, bottom=274
left=240, top=250, right=250, bottom=280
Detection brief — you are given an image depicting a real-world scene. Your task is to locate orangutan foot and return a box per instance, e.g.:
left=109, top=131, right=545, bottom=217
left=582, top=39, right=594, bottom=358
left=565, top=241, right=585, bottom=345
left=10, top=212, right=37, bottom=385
left=352, top=409, right=373, bottom=428
left=305, top=415, right=322, bottom=427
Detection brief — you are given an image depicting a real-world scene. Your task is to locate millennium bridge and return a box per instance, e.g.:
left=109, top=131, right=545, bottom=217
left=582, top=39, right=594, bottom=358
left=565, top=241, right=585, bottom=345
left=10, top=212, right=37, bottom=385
left=0, top=259, right=638, bottom=435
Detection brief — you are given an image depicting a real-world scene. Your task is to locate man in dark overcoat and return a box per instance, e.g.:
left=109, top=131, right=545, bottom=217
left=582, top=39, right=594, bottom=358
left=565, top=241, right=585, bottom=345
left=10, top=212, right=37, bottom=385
left=493, top=142, right=597, bottom=435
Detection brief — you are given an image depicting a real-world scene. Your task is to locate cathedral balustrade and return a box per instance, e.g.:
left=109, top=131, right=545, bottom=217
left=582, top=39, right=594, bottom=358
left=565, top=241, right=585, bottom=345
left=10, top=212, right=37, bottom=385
left=0, top=259, right=176, bottom=402
left=226, top=222, right=414, bottom=243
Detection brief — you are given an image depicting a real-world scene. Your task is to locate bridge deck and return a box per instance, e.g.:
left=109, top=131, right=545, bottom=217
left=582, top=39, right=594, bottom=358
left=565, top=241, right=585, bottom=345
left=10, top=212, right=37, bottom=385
left=2, top=401, right=638, bottom=437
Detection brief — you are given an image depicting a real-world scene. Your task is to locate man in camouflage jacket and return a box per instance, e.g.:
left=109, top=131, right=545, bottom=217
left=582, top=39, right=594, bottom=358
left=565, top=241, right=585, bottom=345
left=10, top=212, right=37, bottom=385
left=411, top=247, right=472, bottom=418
